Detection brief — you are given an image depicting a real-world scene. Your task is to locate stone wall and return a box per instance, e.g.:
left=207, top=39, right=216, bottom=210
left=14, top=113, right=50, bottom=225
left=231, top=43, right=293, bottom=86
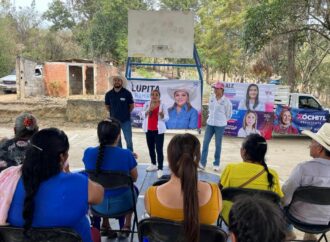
left=66, top=99, right=107, bottom=122
left=66, top=99, right=209, bottom=126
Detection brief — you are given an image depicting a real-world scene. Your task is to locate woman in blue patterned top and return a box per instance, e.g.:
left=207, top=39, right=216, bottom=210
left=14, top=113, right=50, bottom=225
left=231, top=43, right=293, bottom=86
left=166, top=87, right=198, bottom=129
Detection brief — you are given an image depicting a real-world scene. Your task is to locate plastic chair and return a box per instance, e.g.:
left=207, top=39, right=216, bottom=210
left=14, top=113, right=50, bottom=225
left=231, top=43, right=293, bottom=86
left=85, top=170, right=138, bottom=242
left=138, top=217, right=227, bottom=242
left=0, top=226, right=82, bottom=242
left=284, top=186, right=330, bottom=242
left=217, top=187, right=281, bottom=226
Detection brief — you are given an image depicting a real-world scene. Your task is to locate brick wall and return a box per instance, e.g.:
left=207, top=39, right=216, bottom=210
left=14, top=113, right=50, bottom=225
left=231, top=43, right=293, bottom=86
left=94, top=60, right=118, bottom=95
left=44, top=62, right=68, bottom=97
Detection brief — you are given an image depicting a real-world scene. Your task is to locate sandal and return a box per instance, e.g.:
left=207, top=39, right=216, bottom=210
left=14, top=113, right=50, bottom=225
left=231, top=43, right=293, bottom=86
left=101, top=227, right=117, bottom=239
left=107, top=229, right=118, bottom=239
left=118, top=225, right=131, bottom=239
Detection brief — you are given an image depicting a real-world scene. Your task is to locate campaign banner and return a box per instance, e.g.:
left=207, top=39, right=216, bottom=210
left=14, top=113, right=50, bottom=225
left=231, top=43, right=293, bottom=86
left=223, top=82, right=276, bottom=139
left=127, top=80, right=202, bottom=129
left=274, top=105, right=329, bottom=134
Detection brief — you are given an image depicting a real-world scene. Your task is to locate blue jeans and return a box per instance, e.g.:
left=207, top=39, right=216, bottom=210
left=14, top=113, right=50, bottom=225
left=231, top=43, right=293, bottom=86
left=118, top=120, right=133, bottom=152
left=91, top=186, right=139, bottom=230
left=200, top=125, right=225, bottom=167
left=92, top=187, right=139, bottom=216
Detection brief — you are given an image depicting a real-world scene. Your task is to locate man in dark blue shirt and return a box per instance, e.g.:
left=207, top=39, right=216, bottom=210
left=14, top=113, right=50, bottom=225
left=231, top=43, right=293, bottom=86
left=105, top=75, right=134, bottom=151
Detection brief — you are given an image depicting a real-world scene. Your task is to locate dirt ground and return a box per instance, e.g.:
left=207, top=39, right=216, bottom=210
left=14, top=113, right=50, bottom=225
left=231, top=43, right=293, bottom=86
left=0, top=93, right=311, bottom=182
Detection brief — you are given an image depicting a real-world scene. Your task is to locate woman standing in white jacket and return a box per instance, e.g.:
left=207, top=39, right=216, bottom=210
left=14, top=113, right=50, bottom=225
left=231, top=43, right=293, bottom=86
left=142, top=89, right=169, bottom=178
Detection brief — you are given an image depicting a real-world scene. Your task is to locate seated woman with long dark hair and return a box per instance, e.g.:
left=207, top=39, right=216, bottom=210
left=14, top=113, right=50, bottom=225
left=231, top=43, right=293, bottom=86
left=7, top=128, right=104, bottom=242
left=219, top=134, right=283, bottom=224
left=229, top=195, right=286, bottom=242
left=83, top=118, right=138, bottom=238
left=144, top=133, right=222, bottom=242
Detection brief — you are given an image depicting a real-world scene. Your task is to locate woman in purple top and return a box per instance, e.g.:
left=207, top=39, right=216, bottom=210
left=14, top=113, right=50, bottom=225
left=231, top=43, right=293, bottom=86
left=7, top=128, right=103, bottom=242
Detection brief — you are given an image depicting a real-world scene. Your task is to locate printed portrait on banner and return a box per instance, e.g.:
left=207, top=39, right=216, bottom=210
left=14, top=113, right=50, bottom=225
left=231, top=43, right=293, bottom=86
left=127, top=80, right=202, bottom=130
left=274, top=105, right=328, bottom=134
left=223, top=82, right=276, bottom=139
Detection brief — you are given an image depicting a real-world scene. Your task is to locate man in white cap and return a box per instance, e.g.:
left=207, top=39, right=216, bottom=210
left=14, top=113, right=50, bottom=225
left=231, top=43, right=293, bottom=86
left=282, top=123, right=330, bottom=240
left=105, top=75, right=134, bottom=151
left=200, top=81, right=232, bottom=171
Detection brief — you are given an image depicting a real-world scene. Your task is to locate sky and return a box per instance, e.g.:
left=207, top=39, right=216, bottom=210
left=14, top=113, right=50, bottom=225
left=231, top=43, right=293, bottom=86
left=13, top=0, right=53, bottom=13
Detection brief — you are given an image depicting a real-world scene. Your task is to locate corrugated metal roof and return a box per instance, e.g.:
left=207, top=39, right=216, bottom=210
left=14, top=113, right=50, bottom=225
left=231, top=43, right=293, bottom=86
left=51, top=58, right=94, bottom=63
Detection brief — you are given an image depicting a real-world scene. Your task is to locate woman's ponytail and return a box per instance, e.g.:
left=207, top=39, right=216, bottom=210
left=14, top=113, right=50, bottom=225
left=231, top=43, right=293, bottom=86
left=167, top=134, right=201, bottom=242
left=178, top=152, right=199, bottom=242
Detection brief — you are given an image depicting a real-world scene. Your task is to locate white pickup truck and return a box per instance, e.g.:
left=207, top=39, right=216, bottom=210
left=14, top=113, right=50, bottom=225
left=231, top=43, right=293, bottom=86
left=275, top=86, right=328, bottom=112
left=274, top=86, right=329, bottom=134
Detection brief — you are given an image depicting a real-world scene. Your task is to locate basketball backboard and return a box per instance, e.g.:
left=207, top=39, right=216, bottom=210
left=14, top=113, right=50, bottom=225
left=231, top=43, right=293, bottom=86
left=128, top=10, right=194, bottom=58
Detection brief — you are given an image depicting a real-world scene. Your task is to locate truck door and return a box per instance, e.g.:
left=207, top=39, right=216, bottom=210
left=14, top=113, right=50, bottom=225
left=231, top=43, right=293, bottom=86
left=298, top=95, right=323, bottom=110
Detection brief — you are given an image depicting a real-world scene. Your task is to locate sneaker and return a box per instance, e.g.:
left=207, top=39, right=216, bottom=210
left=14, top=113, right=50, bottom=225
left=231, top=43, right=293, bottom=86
left=213, top=165, right=220, bottom=172
left=303, top=233, right=317, bottom=241
left=157, top=169, right=163, bottom=178
left=146, top=164, right=157, bottom=172
left=198, top=163, right=205, bottom=171
left=285, top=231, right=296, bottom=241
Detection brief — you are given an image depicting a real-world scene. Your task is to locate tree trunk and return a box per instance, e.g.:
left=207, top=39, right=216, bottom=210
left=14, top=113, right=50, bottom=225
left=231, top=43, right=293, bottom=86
left=205, top=65, right=210, bottom=84
left=287, top=34, right=296, bottom=91
left=176, top=67, right=180, bottom=78
left=223, top=71, right=226, bottom=82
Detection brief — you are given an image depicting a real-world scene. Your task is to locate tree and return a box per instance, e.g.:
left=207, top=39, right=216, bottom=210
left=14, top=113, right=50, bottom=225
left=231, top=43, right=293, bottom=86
left=43, top=0, right=75, bottom=31
left=159, top=0, right=199, bottom=11
left=196, top=0, right=255, bottom=82
left=243, top=0, right=330, bottom=90
left=0, top=16, right=16, bottom=76
left=296, top=33, right=330, bottom=93
left=81, top=0, right=148, bottom=62
left=10, top=0, right=40, bottom=43
left=67, top=0, right=101, bottom=21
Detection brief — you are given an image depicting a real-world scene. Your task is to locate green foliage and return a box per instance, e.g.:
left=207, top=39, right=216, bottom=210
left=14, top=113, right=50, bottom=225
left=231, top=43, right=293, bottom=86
left=160, top=0, right=199, bottom=11
left=243, top=0, right=330, bottom=91
left=196, top=0, right=253, bottom=81
left=43, top=0, right=75, bottom=31
left=81, top=0, right=147, bottom=63
left=0, top=16, right=16, bottom=76
left=136, top=68, right=154, bottom=78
